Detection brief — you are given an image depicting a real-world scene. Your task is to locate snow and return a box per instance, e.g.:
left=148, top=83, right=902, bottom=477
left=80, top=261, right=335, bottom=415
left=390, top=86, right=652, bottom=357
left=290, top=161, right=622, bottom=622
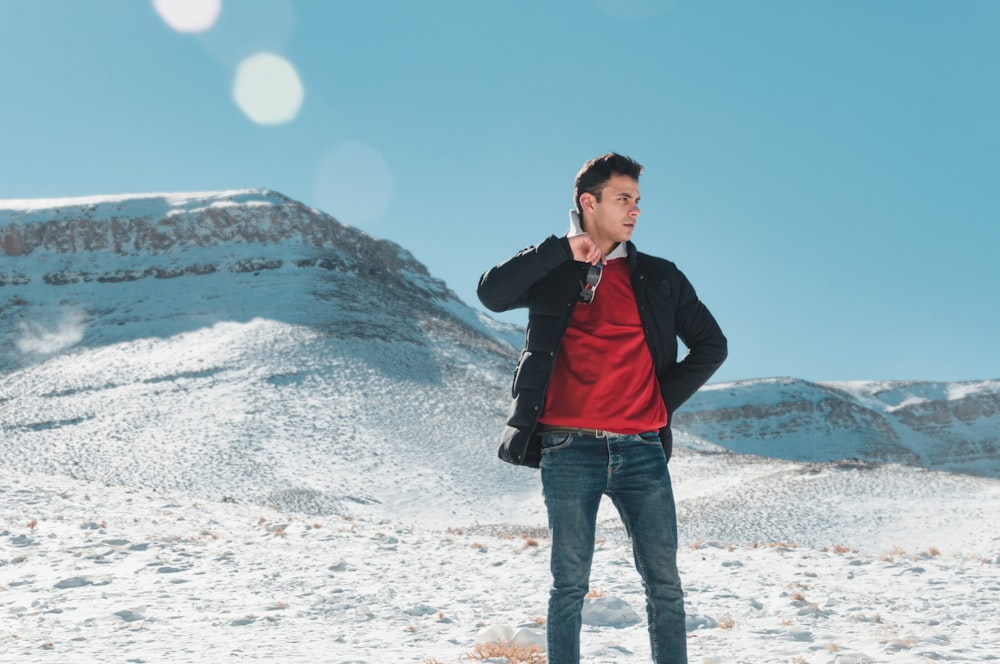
left=3, top=462, right=999, bottom=663
left=0, top=189, right=287, bottom=224
left=3, top=191, right=1000, bottom=662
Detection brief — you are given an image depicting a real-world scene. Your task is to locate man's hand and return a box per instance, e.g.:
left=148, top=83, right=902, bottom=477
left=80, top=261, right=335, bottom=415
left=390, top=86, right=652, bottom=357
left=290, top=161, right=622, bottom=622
left=568, top=233, right=604, bottom=265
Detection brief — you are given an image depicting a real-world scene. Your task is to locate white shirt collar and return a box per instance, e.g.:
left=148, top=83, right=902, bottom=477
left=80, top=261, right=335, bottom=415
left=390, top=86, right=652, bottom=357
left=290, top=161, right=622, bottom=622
left=567, top=210, right=628, bottom=260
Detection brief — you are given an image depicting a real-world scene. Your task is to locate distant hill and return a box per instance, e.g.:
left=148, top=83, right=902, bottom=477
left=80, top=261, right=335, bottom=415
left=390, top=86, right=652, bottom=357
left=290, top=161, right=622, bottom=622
left=676, top=377, right=1000, bottom=477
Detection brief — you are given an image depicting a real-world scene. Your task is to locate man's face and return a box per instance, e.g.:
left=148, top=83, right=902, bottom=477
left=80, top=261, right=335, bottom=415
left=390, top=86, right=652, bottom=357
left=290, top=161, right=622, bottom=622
left=581, top=173, right=641, bottom=250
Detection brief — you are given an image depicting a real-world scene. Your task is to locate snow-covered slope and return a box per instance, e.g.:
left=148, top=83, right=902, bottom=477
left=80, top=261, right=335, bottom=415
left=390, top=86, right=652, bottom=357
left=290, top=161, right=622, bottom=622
left=1, top=190, right=531, bottom=525
left=676, top=377, right=1000, bottom=477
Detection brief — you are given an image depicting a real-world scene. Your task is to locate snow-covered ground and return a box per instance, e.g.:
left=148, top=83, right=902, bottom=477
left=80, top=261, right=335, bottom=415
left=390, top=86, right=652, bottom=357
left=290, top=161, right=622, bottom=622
left=4, top=448, right=999, bottom=663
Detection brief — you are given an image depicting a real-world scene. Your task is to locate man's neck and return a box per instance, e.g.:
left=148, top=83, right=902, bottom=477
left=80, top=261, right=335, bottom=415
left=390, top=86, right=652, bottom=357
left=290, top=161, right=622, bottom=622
left=580, top=223, right=618, bottom=259
left=588, top=232, right=624, bottom=260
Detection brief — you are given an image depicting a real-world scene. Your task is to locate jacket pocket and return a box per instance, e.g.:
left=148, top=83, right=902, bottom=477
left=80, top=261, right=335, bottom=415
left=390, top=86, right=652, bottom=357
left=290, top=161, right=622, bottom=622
left=511, top=350, right=554, bottom=398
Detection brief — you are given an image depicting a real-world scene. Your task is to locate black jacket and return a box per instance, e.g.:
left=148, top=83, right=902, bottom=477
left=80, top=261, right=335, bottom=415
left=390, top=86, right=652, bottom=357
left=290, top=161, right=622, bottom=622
left=477, top=235, right=727, bottom=468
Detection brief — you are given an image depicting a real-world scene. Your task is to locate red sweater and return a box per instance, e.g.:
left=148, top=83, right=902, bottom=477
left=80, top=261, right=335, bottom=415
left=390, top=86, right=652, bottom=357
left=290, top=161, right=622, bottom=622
left=539, top=258, right=667, bottom=433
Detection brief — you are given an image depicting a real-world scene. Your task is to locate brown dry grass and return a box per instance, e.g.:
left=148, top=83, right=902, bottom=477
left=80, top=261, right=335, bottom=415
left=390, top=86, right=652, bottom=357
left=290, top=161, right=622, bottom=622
left=881, top=546, right=907, bottom=562
left=463, top=642, right=546, bottom=664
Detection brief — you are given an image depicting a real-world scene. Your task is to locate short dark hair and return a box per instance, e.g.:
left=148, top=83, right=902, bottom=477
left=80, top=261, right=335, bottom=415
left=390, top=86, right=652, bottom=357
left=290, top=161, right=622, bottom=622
left=574, top=152, right=643, bottom=216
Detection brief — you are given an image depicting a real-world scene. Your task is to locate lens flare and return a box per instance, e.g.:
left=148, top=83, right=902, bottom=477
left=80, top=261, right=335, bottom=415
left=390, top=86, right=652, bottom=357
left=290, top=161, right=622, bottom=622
left=232, top=52, right=304, bottom=125
left=314, top=143, right=394, bottom=227
left=152, top=0, right=222, bottom=34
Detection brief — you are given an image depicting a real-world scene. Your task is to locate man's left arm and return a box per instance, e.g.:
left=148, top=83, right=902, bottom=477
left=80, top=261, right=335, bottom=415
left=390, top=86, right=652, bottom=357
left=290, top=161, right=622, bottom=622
left=661, top=271, right=728, bottom=416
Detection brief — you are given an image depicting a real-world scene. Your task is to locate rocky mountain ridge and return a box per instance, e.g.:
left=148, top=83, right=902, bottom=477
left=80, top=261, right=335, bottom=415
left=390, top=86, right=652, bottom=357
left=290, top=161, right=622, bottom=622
left=0, top=189, right=450, bottom=299
left=677, top=377, right=1000, bottom=477
left=1, top=189, right=523, bottom=359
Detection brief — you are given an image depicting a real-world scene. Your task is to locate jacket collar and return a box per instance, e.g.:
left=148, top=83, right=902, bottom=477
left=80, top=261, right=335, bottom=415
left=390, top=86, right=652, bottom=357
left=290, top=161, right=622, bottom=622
left=567, top=210, right=628, bottom=261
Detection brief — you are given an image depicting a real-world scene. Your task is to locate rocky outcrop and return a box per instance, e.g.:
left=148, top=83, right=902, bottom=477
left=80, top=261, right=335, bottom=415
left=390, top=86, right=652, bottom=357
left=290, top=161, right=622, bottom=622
left=0, top=189, right=450, bottom=301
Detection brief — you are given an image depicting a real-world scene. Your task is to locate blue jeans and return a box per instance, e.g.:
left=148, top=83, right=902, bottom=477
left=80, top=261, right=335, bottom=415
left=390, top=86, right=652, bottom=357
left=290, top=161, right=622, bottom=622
left=540, top=431, right=686, bottom=664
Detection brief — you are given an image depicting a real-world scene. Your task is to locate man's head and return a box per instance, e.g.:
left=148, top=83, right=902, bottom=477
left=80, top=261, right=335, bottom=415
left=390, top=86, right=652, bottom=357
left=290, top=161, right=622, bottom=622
left=573, top=153, right=643, bottom=254
left=573, top=153, right=643, bottom=218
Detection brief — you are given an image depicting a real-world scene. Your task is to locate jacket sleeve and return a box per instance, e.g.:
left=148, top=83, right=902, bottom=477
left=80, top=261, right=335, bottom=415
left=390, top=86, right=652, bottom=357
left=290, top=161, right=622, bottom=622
left=661, top=270, right=728, bottom=416
left=477, top=235, right=573, bottom=313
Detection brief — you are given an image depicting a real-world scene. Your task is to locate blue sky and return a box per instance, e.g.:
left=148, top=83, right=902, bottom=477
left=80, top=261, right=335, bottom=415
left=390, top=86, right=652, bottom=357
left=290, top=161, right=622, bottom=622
left=1, top=0, right=997, bottom=384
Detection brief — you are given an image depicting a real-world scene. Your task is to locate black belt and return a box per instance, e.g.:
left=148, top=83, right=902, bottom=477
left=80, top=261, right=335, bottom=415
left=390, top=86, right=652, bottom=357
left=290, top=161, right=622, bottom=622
left=538, top=425, right=632, bottom=438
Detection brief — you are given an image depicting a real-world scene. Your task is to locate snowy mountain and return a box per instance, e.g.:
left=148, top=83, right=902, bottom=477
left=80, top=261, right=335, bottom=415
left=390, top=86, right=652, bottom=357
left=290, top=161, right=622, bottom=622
left=0, top=188, right=522, bottom=354
left=0, top=189, right=532, bottom=524
left=677, top=377, right=1000, bottom=477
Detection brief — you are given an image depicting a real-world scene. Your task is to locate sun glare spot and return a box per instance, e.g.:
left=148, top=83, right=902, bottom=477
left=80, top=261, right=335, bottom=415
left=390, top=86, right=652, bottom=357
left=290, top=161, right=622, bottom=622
left=314, top=143, right=395, bottom=227
left=153, top=0, right=222, bottom=34
left=232, top=52, right=304, bottom=125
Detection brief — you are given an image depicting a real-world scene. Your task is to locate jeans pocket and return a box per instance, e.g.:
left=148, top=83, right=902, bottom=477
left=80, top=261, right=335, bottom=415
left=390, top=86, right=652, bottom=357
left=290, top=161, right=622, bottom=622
left=540, top=432, right=574, bottom=453
left=637, top=431, right=662, bottom=446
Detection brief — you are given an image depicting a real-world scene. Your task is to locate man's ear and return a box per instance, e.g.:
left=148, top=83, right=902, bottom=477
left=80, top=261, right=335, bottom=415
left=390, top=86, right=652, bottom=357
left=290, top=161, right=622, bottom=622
left=579, top=192, right=597, bottom=214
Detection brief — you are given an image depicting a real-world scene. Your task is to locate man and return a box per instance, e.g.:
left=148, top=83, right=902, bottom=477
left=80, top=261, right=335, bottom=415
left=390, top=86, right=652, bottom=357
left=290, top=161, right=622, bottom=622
left=477, top=153, right=727, bottom=664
